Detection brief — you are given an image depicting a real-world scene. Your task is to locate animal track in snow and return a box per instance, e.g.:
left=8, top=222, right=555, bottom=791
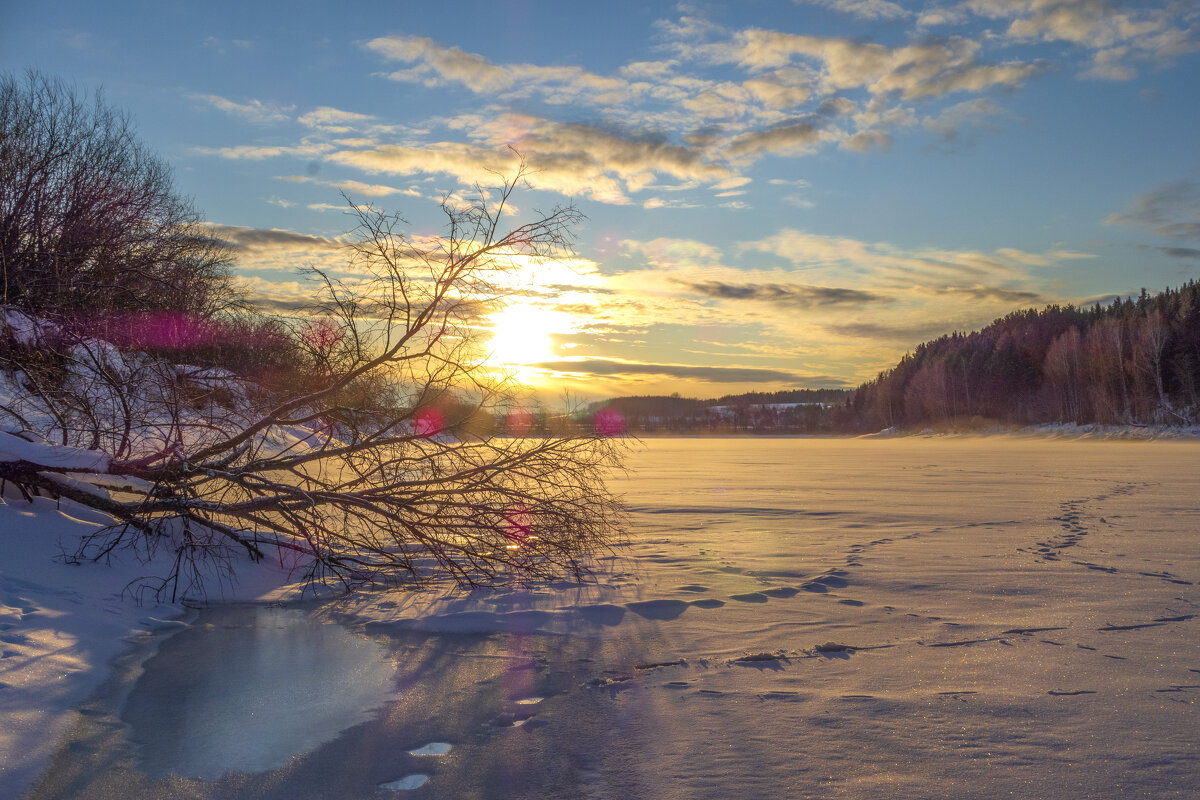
left=380, top=774, right=430, bottom=791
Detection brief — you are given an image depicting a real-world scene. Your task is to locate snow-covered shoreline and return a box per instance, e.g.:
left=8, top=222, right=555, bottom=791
left=863, top=421, right=1200, bottom=439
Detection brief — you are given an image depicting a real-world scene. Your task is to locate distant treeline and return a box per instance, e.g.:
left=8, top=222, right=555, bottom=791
left=835, top=282, right=1200, bottom=432
left=586, top=388, right=850, bottom=434
left=590, top=283, right=1200, bottom=436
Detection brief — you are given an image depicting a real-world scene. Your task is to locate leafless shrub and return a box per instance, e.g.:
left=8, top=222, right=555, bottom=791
left=0, top=70, right=239, bottom=318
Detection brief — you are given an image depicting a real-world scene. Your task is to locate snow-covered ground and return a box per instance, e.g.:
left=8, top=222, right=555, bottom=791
left=6, top=437, right=1200, bottom=799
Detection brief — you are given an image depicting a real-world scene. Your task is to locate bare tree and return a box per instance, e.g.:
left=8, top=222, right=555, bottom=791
left=1042, top=327, right=1085, bottom=422
left=0, top=70, right=238, bottom=319
left=0, top=169, right=626, bottom=600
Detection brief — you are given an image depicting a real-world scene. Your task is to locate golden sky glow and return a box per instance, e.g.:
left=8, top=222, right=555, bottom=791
left=10, top=2, right=1198, bottom=399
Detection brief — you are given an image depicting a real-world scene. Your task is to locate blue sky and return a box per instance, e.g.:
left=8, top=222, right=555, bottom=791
left=4, top=0, right=1199, bottom=397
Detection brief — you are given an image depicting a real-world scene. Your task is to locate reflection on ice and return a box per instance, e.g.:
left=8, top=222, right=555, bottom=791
left=122, top=606, right=395, bottom=780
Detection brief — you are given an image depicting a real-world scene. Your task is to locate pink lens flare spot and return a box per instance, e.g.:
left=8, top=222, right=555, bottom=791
left=414, top=407, right=445, bottom=438
left=502, top=505, right=534, bottom=544
left=123, top=311, right=212, bottom=349
left=593, top=228, right=623, bottom=257
left=506, top=408, right=534, bottom=435
left=593, top=407, right=624, bottom=437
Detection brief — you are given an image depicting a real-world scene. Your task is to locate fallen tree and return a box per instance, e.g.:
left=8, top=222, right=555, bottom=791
left=0, top=170, right=626, bottom=600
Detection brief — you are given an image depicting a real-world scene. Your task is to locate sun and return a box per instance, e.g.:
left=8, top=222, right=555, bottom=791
left=485, top=304, right=571, bottom=371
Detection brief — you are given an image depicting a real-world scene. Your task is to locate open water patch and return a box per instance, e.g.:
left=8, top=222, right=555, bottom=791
left=121, top=605, right=397, bottom=780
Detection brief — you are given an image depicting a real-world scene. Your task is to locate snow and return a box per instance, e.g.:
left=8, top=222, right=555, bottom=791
left=0, top=432, right=110, bottom=472
left=120, top=606, right=398, bottom=781
left=0, top=309, right=54, bottom=348
left=380, top=774, right=430, bottom=790
left=6, top=437, right=1200, bottom=799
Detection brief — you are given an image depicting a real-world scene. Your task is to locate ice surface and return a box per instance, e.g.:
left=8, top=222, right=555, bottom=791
left=121, top=606, right=397, bottom=780
left=0, top=431, right=111, bottom=471
left=13, top=437, right=1200, bottom=799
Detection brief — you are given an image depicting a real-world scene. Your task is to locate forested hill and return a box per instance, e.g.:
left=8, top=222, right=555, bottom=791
left=588, top=388, right=850, bottom=433
left=835, top=282, right=1200, bottom=432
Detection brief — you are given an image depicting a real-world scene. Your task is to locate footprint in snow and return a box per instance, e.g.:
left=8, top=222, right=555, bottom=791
left=496, top=710, right=536, bottom=727
left=408, top=742, right=452, bottom=756
left=380, top=774, right=430, bottom=790
left=625, top=600, right=690, bottom=620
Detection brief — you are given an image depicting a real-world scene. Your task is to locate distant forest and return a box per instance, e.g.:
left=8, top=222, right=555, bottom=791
left=837, top=282, right=1200, bottom=431
left=586, top=389, right=850, bottom=434
left=595, top=282, right=1200, bottom=435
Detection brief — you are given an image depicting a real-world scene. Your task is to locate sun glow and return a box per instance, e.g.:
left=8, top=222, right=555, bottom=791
left=485, top=304, right=573, bottom=376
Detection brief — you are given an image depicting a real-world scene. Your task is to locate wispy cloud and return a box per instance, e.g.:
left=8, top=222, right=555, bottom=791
left=280, top=174, right=419, bottom=198
left=188, top=93, right=292, bottom=124
left=1152, top=246, right=1200, bottom=260
left=1107, top=179, right=1200, bottom=240
left=202, top=36, right=254, bottom=55
left=824, top=319, right=966, bottom=342
left=183, top=8, right=1105, bottom=212
left=743, top=228, right=1090, bottom=284
left=922, top=97, right=1013, bottom=147
left=725, top=119, right=824, bottom=159
left=797, top=0, right=913, bottom=21
left=924, top=284, right=1043, bottom=304
left=202, top=223, right=343, bottom=255
left=676, top=280, right=889, bottom=308
left=298, top=106, right=376, bottom=132
left=192, top=142, right=334, bottom=160
left=963, top=0, right=1195, bottom=80
left=532, top=358, right=816, bottom=384
left=621, top=238, right=725, bottom=269
left=687, top=29, right=1045, bottom=100
left=327, top=116, right=733, bottom=205
left=366, top=35, right=629, bottom=103
left=349, top=20, right=1049, bottom=201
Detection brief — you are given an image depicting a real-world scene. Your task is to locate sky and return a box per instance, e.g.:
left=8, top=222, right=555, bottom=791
left=3, top=0, right=1200, bottom=399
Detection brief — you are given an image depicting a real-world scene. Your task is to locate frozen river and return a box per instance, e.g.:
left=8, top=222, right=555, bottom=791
left=29, top=437, right=1200, bottom=799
